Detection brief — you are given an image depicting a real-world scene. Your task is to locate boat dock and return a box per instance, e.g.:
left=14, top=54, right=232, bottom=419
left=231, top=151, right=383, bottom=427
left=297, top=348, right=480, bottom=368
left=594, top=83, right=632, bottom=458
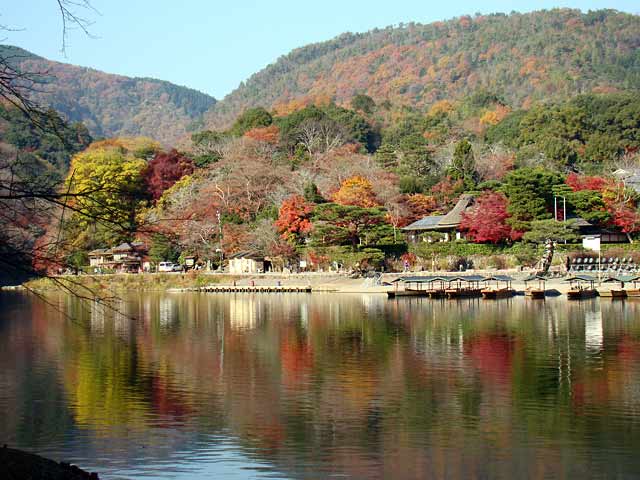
left=199, top=285, right=312, bottom=293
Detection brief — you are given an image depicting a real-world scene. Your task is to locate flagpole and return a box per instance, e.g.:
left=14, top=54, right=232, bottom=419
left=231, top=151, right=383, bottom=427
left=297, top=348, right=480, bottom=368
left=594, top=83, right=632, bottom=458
left=597, top=236, right=601, bottom=285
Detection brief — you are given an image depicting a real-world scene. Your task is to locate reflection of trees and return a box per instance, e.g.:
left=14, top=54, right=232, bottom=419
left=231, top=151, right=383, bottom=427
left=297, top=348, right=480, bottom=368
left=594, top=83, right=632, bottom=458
left=3, top=293, right=640, bottom=478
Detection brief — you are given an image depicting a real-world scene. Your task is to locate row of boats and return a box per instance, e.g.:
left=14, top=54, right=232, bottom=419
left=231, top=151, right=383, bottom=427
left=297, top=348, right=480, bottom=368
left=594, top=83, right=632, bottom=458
left=565, top=274, right=640, bottom=300
left=387, top=274, right=640, bottom=301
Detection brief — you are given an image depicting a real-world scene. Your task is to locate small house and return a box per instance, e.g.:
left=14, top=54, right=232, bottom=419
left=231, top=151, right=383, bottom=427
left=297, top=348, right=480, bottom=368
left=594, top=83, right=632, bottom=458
left=228, top=252, right=270, bottom=274
left=571, top=217, right=628, bottom=243
left=87, top=242, right=147, bottom=273
left=402, top=194, right=476, bottom=242
left=88, top=248, right=111, bottom=267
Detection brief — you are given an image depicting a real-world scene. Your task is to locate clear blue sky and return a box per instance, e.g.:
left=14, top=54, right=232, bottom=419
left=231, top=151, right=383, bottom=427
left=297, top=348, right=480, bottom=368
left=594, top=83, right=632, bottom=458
left=3, top=0, right=638, bottom=99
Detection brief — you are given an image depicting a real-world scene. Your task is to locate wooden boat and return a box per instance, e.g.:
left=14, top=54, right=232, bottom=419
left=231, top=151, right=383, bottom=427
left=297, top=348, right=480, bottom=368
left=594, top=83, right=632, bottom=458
left=597, top=288, right=627, bottom=299
left=565, top=275, right=597, bottom=300
left=567, top=287, right=598, bottom=300
left=525, top=287, right=546, bottom=299
left=481, top=288, right=515, bottom=299
left=482, top=275, right=515, bottom=300
left=445, top=288, right=482, bottom=299
left=523, top=274, right=547, bottom=299
left=387, top=289, right=429, bottom=298
left=602, top=275, right=640, bottom=299
left=428, top=289, right=446, bottom=299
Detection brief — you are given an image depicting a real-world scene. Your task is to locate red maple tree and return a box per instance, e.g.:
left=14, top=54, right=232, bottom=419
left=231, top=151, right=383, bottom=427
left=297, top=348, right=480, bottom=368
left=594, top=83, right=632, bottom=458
left=143, top=149, right=194, bottom=200
left=460, top=192, right=521, bottom=243
left=602, top=182, right=640, bottom=234
left=566, top=172, right=607, bottom=192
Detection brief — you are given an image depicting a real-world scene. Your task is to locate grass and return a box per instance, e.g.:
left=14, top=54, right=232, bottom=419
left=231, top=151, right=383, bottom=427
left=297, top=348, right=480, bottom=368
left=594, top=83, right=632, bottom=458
left=25, top=272, right=239, bottom=293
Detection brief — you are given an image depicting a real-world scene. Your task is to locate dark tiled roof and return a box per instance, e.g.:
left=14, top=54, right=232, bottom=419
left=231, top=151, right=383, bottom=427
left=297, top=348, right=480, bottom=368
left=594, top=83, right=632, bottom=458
left=88, top=248, right=110, bottom=256
left=438, top=194, right=475, bottom=227
left=401, top=195, right=476, bottom=232
left=401, top=215, right=445, bottom=231
left=112, top=242, right=145, bottom=252
left=229, top=251, right=264, bottom=260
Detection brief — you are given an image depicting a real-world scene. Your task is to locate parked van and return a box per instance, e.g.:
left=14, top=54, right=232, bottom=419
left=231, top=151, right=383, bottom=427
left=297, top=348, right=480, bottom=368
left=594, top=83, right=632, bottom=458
left=158, top=262, right=175, bottom=272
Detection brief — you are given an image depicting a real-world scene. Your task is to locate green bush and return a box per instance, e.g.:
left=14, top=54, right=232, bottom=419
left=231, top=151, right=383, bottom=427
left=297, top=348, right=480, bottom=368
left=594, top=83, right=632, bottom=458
left=410, top=241, right=502, bottom=258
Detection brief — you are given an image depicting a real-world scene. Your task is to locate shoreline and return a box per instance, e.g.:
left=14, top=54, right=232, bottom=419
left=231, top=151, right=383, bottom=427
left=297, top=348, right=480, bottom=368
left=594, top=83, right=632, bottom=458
left=0, top=446, right=98, bottom=479
left=13, top=269, right=624, bottom=295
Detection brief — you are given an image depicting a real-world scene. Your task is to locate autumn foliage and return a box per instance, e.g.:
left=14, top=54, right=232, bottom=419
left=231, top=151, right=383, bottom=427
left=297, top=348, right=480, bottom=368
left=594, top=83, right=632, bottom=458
left=275, top=195, right=314, bottom=240
left=244, top=125, right=280, bottom=144
left=144, top=149, right=194, bottom=200
left=405, top=194, right=438, bottom=222
left=332, top=176, right=380, bottom=208
left=602, top=183, right=640, bottom=234
left=460, top=192, right=522, bottom=243
left=566, top=173, right=608, bottom=192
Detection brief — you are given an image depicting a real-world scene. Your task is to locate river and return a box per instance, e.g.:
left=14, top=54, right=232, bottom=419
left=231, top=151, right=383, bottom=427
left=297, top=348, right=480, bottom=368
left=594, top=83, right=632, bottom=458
left=0, top=292, right=639, bottom=479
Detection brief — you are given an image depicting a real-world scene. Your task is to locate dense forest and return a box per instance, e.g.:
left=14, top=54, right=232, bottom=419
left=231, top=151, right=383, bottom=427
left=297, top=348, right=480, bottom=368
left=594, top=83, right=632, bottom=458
left=205, top=9, right=640, bottom=129
left=32, top=85, right=640, bottom=274
left=0, top=45, right=216, bottom=144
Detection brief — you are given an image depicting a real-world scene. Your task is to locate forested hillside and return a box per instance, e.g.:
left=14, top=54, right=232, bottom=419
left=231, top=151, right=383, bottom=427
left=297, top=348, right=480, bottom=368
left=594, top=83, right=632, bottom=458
left=205, top=9, right=640, bottom=128
left=5, top=8, right=640, bottom=278
left=0, top=46, right=216, bottom=145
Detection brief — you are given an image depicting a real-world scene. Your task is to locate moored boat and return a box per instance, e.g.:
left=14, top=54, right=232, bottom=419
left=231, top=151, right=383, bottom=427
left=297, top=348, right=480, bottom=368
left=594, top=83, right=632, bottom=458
left=481, top=275, right=515, bottom=300
left=567, top=287, right=597, bottom=300
left=597, top=288, right=627, bottom=298
left=387, top=289, right=429, bottom=298
left=481, top=288, right=515, bottom=299
left=601, top=274, right=640, bottom=299
left=446, top=288, right=482, bottom=299
left=525, top=288, right=546, bottom=299
left=428, top=289, right=446, bottom=299
left=523, top=274, right=547, bottom=300
left=565, top=275, right=597, bottom=300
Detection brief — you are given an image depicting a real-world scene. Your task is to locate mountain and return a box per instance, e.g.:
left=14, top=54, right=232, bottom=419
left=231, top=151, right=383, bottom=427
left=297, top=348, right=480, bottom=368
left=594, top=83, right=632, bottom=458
left=0, top=45, right=216, bottom=145
left=204, top=9, right=640, bottom=128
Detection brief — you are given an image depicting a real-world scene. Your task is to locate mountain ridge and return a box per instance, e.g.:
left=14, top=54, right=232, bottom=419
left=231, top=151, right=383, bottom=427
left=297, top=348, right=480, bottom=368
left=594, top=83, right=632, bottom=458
left=0, top=45, right=216, bottom=145
left=203, top=8, right=640, bottom=128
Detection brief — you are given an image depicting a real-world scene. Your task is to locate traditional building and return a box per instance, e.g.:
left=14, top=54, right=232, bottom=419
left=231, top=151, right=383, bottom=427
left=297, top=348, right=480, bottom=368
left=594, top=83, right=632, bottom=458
left=571, top=217, right=628, bottom=243
left=403, top=192, right=629, bottom=244
left=228, top=252, right=271, bottom=274
left=88, top=242, right=148, bottom=272
left=402, top=194, right=476, bottom=242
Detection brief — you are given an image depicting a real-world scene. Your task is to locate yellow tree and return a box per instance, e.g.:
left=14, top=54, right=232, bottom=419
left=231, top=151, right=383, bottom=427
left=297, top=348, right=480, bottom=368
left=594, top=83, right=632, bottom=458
left=332, top=176, right=380, bottom=208
left=65, top=138, right=151, bottom=243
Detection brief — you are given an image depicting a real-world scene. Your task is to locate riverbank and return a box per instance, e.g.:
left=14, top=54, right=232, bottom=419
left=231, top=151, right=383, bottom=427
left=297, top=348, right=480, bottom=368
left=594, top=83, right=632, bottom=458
left=19, top=269, right=615, bottom=295
left=0, top=446, right=98, bottom=479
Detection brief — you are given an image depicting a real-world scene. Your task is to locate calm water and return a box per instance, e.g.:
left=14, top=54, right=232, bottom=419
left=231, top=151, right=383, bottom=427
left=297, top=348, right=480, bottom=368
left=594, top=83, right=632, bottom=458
left=0, top=292, right=639, bottom=479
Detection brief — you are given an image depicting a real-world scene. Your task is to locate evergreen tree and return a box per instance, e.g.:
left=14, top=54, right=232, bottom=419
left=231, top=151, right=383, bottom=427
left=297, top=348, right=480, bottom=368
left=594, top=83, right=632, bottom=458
left=449, top=139, right=477, bottom=187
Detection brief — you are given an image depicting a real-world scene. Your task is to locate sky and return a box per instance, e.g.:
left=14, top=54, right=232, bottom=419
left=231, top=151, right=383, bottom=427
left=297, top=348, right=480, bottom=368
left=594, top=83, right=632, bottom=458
left=2, top=0, right=639, bottom=100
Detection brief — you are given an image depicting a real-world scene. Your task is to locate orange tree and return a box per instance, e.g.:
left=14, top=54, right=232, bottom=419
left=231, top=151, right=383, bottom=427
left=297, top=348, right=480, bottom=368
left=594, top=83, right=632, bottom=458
left=275, top=195, right=314, bottom=244
left=332, top=176, right=380, bottom=208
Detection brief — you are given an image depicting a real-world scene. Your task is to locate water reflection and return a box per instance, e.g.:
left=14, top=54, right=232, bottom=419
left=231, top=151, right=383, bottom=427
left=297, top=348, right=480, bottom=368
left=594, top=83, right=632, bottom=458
left=0, top=292, right=639, bottom=479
